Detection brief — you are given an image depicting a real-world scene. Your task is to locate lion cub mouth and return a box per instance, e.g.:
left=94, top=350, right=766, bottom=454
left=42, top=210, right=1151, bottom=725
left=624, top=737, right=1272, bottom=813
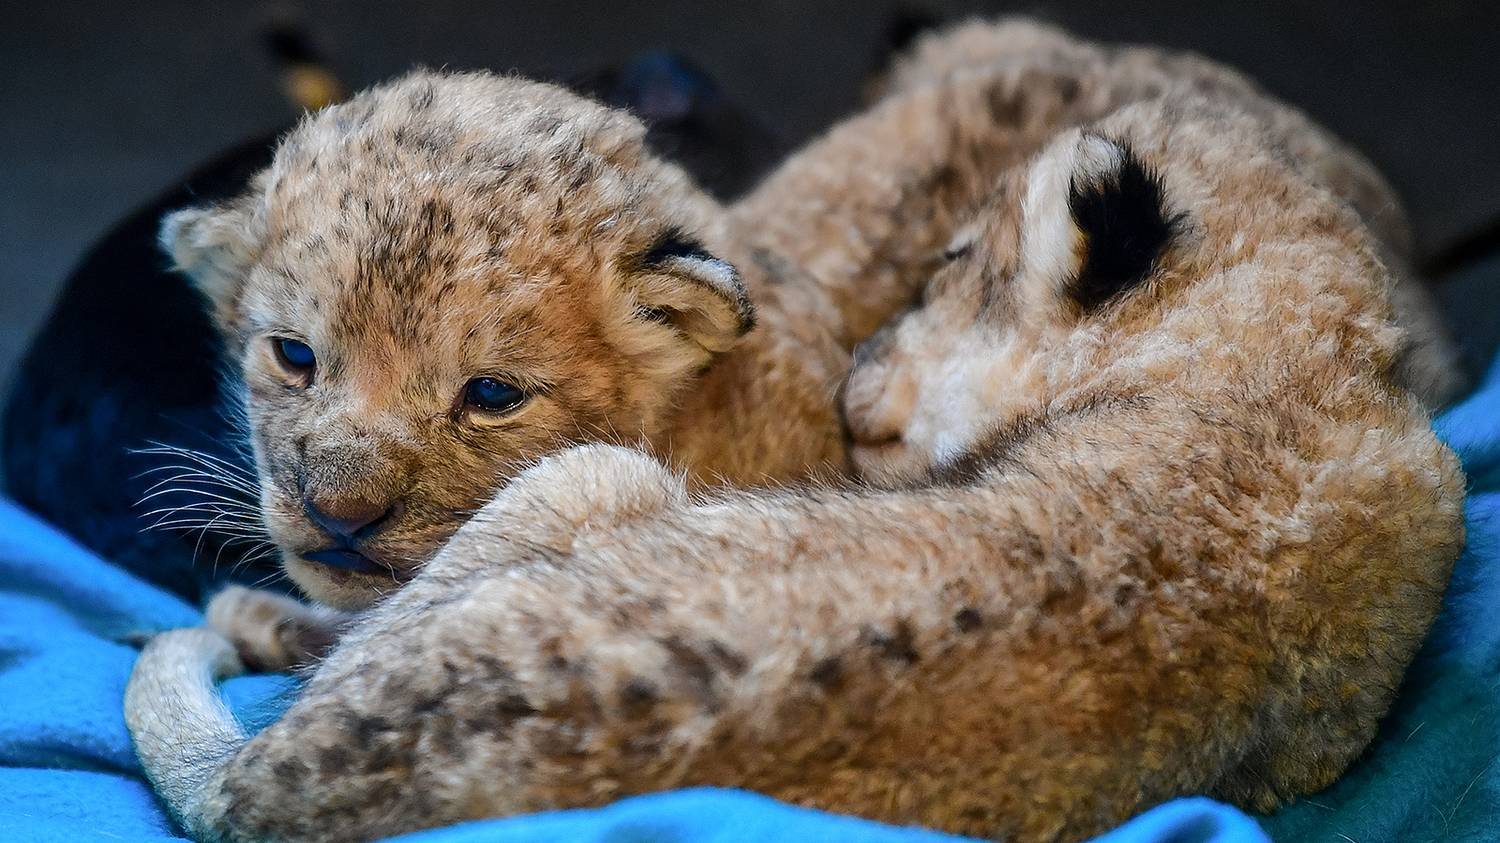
left=297, top=545, right=417, bottom=586
left=302, top=548, right=390, bottom=575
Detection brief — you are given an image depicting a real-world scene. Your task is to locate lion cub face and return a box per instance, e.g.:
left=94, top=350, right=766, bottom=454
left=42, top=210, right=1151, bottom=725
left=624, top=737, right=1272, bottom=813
left=843, top=130, right=1181, bottom=483
left=162, top=72, right=750, bottom=609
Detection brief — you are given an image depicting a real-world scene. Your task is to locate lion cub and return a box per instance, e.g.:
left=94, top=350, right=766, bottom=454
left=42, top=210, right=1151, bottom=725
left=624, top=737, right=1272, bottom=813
left=129, top=22, right=1463, bottom=843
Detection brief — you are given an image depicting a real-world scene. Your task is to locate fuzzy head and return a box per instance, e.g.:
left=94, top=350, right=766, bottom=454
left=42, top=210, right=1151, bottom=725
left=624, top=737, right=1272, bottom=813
left=161, top=71, right=751, bottom=608
left=841, top=98, right=1413, bottom=486
left=841, top=125, right=1188, bottom=483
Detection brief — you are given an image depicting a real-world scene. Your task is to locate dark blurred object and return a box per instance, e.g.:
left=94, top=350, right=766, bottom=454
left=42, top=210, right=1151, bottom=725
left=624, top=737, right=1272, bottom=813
left=262, top=17, right=348, bottom=111
left=574, top=51, right=780, bottom=198
left=876, top=8, right=941, bottom=69
left=1, top=53, right=783, bottom=603
left=3, top=135, right=279, bottom=599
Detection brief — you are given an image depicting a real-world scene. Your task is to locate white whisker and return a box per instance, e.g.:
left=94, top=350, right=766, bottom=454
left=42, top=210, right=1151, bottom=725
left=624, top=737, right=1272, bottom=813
left=140, top=503, right=260, bottom=523
left=137, top=485, right=260, bottom=509
left=135, top=443, right=258, bottom=484
left=134, top=441, right=276, bottom=577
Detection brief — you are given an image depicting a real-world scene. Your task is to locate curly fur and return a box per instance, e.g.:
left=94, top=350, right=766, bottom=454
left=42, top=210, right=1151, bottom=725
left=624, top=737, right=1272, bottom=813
left=128, top=20, right=1465, bottom=843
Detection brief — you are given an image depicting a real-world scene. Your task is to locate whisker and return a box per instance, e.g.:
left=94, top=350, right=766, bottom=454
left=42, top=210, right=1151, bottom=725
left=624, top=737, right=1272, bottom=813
left=134, top=443, right=258, bottom=485
left=249, top=567, right=290, bottom=591
left=144, top=467, right=257, bottom=492
left=228, top=546, right=281, bottom=579
left=140, top=508, right=261, bottom=529
left=132, top=454, right=254, bottom=481
left=135, top=463, right=258, bottom=492
left=135, top=439, right=276, bottom=577
left=134, top=451, right=258, bottom=491
left=137, top=485, right=259, bottom=508
left=147, top=521, right=268, bottom=541
left=139, top=473, right=258, bottom=500
left=139, top=496, right=258, bottom=513
left=138, top=494, right=259, bottom=514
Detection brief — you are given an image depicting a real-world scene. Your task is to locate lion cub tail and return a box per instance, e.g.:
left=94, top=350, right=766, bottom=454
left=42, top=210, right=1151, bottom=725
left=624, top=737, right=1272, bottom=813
left=124, top=628, right=248, bottom=841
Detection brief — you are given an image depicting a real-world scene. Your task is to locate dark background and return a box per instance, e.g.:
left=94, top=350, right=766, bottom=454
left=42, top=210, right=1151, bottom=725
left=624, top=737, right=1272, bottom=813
left=4, top=0, right=1499, bottom=413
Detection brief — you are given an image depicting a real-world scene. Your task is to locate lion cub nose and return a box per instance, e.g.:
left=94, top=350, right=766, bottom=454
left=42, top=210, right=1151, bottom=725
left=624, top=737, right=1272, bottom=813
left=842, top=392, right=906, bottom=447
left=841, top=356, right=914, bottom=449
left=303, top=493, right=398, bottom=541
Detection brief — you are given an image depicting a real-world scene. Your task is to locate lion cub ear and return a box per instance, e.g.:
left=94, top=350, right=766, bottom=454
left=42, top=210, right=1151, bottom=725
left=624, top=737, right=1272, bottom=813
left=158, top=176, right=269, bottom=331
left=624, top=229, right=755, bottom=354
left=1018, top=132, right=1179, bottom=315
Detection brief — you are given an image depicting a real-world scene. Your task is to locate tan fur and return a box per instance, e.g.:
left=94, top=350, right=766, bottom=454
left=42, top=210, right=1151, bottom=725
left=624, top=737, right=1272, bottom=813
left=162, top=35, right=1116, bottom=615
left=154, top=19, right=1285, bottom=636
left=129, top=20, right=1465, bottom=843
left=171, top=18, right=1454, bottom=625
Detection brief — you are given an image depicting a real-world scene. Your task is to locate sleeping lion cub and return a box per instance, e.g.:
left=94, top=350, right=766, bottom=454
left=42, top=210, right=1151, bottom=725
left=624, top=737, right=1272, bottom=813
left=128, top=21, right=1463, bottom=843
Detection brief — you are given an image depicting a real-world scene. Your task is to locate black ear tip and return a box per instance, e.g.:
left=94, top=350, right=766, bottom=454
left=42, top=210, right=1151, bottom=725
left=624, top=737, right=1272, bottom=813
left=640, top=227, right=717, bottom=268
left=735, top=299, right=757, bottom=336
left=1065, top=140, right=1179, bottom=311
left=638, top=226, right=756, bottom=340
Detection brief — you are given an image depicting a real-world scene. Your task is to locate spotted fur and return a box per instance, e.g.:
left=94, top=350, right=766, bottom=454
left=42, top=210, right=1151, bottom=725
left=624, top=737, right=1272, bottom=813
left=129, top=20, right=1464, bottom=843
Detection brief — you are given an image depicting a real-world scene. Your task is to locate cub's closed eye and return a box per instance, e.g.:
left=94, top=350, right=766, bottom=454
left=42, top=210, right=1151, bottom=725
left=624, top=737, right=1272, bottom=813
left=463, top=377, right=527, bottom=414
left=273, top=338, right=317, bottom=380
left=942, top=242, right=973, bottom=262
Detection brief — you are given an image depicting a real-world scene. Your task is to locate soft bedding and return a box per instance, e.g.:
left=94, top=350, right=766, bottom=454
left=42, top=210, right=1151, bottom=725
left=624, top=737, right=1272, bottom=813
left=2, top=353, right=1498, bottom=842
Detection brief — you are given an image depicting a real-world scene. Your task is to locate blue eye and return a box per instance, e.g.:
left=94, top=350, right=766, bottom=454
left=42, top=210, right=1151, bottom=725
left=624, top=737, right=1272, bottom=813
left=464, top=377, right=526, bottom=413
left=274, top=338, right=316, bottom=373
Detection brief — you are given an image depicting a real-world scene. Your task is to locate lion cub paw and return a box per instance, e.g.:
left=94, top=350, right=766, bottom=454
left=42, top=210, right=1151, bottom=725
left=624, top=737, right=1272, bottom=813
left=205, top=585, right=344, bottom=672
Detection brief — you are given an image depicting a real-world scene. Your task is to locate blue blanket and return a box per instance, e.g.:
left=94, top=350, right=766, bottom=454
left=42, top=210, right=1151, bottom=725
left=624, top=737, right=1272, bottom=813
left=3, top=357, right=1498, bottom=842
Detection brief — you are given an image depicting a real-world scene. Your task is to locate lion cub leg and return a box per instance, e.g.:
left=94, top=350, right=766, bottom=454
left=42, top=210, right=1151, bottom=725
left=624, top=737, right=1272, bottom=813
left=205, top=585, right=349, bottom=672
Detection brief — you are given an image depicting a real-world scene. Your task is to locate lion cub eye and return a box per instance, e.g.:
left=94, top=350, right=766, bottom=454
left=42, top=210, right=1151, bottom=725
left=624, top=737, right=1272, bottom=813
left=942, top=241, right=973, bottom=263
left=463, top=377, right=527, bottom=414
left=272, top=338, right=317, bottom=382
